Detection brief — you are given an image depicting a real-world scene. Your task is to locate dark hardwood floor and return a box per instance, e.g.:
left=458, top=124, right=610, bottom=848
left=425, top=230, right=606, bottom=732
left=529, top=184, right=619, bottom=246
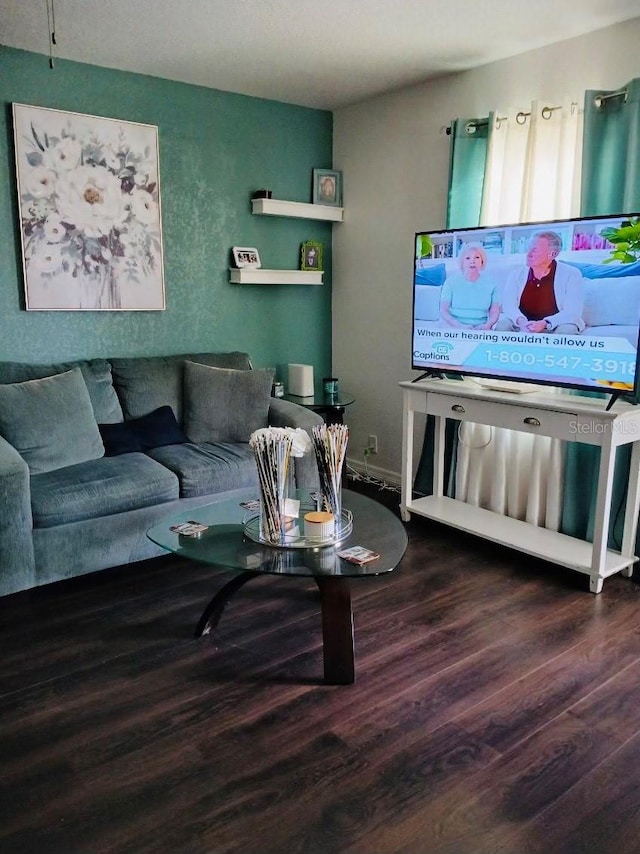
left=3, top=487, right=640, bottom=853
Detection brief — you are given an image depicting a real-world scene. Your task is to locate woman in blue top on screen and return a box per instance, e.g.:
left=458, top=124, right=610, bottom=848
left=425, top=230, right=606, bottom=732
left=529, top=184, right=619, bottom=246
left=439, top=243, right=500, bottom=329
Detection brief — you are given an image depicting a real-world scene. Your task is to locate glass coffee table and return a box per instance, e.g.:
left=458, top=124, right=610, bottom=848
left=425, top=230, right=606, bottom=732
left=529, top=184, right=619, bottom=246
left=147, top=488, right=407, bottom=684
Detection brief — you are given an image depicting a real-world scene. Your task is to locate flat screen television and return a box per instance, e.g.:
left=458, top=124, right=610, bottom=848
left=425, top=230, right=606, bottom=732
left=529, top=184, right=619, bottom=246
left=412, top=213, right=640, bottom=404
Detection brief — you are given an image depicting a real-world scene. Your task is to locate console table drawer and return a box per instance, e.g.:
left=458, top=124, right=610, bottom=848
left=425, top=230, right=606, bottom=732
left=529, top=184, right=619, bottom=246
left=427, top=394, right=580, bottom=440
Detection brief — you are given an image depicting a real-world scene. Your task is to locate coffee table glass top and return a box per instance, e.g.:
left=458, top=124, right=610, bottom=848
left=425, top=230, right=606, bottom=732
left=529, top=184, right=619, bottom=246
left=147, top=488, right=407, bottom=578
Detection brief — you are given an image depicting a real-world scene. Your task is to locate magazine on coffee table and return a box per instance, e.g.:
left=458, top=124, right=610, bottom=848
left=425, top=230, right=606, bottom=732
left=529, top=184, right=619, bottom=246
left=170, top=521, right=209, bottom=537
left=337, top=546, right=380, bottom=565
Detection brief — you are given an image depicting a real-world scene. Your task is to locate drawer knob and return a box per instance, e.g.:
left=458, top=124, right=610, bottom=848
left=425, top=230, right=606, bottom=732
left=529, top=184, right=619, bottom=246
left=451, top=404, right=466, bottom=413
left=523, top=416, right=541, bottom=426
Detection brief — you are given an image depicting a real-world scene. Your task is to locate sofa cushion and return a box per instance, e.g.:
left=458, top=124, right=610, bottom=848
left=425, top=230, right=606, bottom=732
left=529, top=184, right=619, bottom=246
left=148, top=442, right=258, bottom=498
left=582, top=276, right=640, bottom=327
left=183, top=361, right=272, bottom=444
left=30, top=453, right=179, bottom=528
left=565, top=260, right=640, bottom=279
left=414, top=285, right=442, bottom=321
left=0, top=368, right=105, bottom=475
left=110, top=352, right=253, bottom=423
left=0, top=358, right=123, bottom=423
left=99, top=406, right=188, bottom=456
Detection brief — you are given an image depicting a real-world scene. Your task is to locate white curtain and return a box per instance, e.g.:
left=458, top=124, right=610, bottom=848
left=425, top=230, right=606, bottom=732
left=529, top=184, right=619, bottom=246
left=455, top=98, right=583, bottom=529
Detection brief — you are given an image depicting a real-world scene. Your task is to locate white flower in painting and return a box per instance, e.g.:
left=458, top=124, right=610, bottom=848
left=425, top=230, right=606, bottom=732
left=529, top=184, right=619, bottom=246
left=91, top=123, right=123, bottom=153
left=23, top=166, right=57, bottom=199
left=28, top=243, right=63, bottom=275
left=43, top=215, right=66, bottom=243
left=25, top=197, right=53, bottom=221
left=119, top=220, right=146, bottom=254
left=128, top=188, right=157, bottom=225
left=56, top=165, right=127, bottom=237
left=42, top=136, right=82, bottom=172
left=103, top=146, right=122, bottom=172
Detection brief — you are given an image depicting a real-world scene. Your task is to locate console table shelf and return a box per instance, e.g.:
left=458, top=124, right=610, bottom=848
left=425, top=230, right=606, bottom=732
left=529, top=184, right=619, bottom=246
left=409, top=495, right=632, bottom=577
left=251, top=198, right=344, bottom=222
left=400, top=378, right=640, bottom=593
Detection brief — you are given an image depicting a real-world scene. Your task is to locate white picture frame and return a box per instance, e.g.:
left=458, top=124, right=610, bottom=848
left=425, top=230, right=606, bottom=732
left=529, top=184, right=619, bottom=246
left=12, top=103, right=165, bottom=311
left=232, top=246, right=262, bottom=268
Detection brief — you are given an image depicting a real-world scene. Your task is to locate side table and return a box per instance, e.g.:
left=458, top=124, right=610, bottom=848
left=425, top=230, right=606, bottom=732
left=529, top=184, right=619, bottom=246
left=282, top=385, right=354, bottom=425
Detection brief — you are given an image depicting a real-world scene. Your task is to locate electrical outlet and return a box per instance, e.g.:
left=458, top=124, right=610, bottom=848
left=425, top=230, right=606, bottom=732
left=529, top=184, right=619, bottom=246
left=367, top=434, right=378, bottom=454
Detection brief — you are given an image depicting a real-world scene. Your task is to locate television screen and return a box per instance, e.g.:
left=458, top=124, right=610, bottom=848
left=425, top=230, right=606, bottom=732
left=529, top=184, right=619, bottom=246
left=412, top=214, right=640, bottom=399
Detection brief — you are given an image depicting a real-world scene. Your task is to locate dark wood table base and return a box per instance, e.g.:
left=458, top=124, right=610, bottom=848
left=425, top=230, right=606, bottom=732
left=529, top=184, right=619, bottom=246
left=194, top=572, right=355, bottom=685
left=315, top=576, right=354, bottom=684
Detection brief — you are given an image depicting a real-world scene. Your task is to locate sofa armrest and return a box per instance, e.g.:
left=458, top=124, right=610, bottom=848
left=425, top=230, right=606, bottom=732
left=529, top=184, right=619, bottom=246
left=268, top=398, right=323, bottom=490
left=0, top=436, right=35, bottom=595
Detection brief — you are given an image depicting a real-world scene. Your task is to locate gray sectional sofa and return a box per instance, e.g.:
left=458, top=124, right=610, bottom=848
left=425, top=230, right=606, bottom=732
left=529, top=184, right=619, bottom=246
left=0, top=352, right=323, bottom=597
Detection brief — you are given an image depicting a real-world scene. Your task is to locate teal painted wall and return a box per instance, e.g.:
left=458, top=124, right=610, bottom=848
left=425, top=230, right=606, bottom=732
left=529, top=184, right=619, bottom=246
left=0, top=46, right=333, bottom=378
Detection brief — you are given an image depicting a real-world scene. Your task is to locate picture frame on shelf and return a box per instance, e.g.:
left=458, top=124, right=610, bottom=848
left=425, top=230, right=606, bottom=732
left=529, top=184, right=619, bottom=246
left=301, top=241, right=323, bottom=271
left=232, top=246, right=262, bottom=268
left=312, top=168, right=342, bottom=207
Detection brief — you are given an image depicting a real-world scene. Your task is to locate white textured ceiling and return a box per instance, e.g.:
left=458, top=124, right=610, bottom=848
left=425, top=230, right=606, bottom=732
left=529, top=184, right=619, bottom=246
left=2, top=0, right=640, bottom=109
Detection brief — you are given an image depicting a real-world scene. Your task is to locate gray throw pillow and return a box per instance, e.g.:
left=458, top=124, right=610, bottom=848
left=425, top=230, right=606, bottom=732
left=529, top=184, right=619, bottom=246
left=0, top=358, right=123, bottom=423
left=0, top=367, right=105, bottom=474
left=183, top=361, right=272, bottom=443
left=110, top=352, right=252, bottom=422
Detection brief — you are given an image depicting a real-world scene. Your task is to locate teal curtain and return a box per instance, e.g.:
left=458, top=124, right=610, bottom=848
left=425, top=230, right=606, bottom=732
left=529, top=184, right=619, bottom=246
left=561, top=79, right=640, bottom=549
left=413, top=117, right=489, bottom=496
left=581, top=79, right=640, bottom=216
left=446, top=117, right=490, bottom=228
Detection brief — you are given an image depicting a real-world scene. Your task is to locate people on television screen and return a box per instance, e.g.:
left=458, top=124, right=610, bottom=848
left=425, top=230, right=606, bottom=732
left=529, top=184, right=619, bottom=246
left=439, top=242, right=501, bottom=329
left=496, top=231, right=585, bottom=333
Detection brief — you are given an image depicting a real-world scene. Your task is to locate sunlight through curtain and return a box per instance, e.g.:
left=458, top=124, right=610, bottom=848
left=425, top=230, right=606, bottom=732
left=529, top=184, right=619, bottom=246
left=454, top=99, right=583, bottom=529
left=481, top=99, right=582, bottom=224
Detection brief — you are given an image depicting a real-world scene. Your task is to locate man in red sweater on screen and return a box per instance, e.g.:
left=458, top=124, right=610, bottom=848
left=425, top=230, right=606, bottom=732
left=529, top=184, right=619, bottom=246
left=496, top=231, right=585, bottom=334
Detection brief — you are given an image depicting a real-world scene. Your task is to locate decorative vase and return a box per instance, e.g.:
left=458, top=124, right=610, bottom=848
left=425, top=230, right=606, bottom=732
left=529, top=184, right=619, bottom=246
left=250, top=428, right=294, bottom=544
left=311, top=423, right=348, bottom=522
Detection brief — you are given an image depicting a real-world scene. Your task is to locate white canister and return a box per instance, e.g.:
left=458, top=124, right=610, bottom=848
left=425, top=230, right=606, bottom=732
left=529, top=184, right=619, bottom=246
left=304, top=511, right=335, bottom=543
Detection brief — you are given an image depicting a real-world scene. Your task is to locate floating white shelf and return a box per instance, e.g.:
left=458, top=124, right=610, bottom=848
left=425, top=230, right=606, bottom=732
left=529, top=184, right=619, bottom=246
left=229, top=268, right=323, bottom=285
left=251, top=198, right=343, bottom=222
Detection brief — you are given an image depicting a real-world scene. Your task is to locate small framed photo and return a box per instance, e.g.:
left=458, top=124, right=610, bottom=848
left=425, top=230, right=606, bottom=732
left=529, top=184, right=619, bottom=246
left=301, top=241, right=323, bottom=271
left=312, top=169, right=342, bottom=207
left=232, top=247, right=261, bottom=268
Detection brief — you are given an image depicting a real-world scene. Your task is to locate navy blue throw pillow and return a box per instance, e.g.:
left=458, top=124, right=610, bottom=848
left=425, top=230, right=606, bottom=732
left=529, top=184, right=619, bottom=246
left=98, top=422, right=143, bottom=456
left=100, top=406, right=188, bottom=456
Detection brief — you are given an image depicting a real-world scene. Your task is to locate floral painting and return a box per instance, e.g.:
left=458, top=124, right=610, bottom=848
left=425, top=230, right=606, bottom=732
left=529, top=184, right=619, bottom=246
left=12, top=103, right=165, bottom=310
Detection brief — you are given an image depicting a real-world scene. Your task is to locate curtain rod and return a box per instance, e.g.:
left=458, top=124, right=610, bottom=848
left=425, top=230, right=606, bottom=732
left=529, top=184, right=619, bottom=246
left=594, top=89, right=628, bottom=108
left=445, top=101, right=578, bottom=135
left=445, top=117, right=505, bottom=135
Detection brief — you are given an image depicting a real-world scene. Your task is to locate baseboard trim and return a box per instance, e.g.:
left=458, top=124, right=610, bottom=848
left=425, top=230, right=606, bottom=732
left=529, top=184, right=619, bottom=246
left=347, top=457, right=401, bottom=486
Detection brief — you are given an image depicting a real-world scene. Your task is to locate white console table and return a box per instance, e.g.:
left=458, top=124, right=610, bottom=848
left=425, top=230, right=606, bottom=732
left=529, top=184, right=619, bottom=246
left=400, top=378, right=640, bottom=593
